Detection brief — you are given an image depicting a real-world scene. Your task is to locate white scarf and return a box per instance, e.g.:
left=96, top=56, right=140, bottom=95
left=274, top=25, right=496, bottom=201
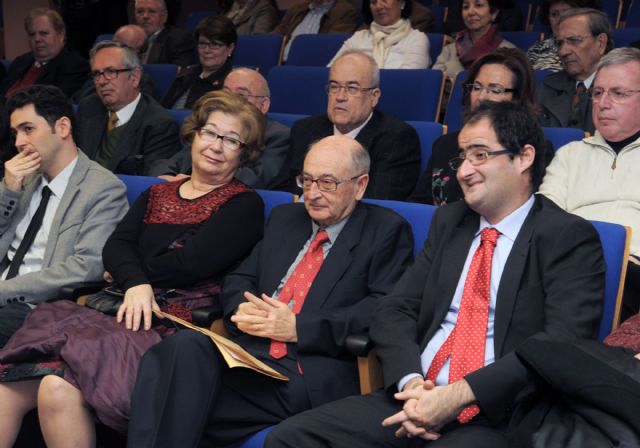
left=370, top=18, right=412, bottom=68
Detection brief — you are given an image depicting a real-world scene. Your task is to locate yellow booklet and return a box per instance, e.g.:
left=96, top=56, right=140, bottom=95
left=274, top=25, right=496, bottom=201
left=157, top=311, right=289, bottom=381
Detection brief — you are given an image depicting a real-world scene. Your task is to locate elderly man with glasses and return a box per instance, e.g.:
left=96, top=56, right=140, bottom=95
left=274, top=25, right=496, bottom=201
left=538, top=7, right=612, bottom=134
left=278, top=50, right=421, bottom=200
left=126, top=134, right=413, bottom=447
left=540, top=47, right=640, bottom=323
left=75, top=40, right=181, bottom=175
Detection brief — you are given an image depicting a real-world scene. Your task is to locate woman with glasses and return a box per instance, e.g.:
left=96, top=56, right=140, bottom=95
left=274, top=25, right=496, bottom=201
left=527, top=0, right=601, bottom=71
left=329, top=0, right=429, bottom=69
left=433, top=0, right=515, bottom=80
left=0, top=90, right=265, bottom=447
left=162, top=15, right=237, bottom=110
left=410, top=47, right=546, bottom=205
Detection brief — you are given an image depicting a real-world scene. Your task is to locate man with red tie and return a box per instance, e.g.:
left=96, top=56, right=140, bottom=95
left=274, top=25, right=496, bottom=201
left=266, top=101, right=606, bottom=447
left=126, top=135, right=414, bottom=447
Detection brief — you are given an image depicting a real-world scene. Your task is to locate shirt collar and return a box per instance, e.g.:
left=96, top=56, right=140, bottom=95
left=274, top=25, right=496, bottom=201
left=579, top=72, right=596, bottom=90
left=111, top=93, right=142, bottom=126
left=477, top=195, right=535, bottom=242
left=311, top=212, right=351, bottom=244
left=309, top=0, right=335, bottom=12
left=333, top=112, right=373, bottom=139
left=41, top=155, right=78, bottom=199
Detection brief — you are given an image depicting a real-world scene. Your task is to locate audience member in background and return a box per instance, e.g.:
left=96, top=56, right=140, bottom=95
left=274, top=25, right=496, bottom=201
left=72, top=24, right=161, bottom=103
left=0, top=8, right=89, bottom=100
left=0, top=85, right=128, bottom=348
left=134, top=0, right=196, bottom=68
left=538, top=8, right=611, bottom=134
left=127, top=135, right=413, bottom=448
left=433, top=0, right=515, bottom=80
left=527, top=0, right=601, bottom=71
left=442, top=0, right=523, bottom=34
left=151, top=68, right=290, bottom=189
left=330, top=0, right=430, bottom=69
left=0, top=90, right=266, bottom=447
left=410, top=48, right=545, bottom=205
left=266, top=100, right=605, bottom=448
left=162, top=16, right=236, bottom=110
left=274, top=0, right=358, bottom=61
left=406, top=0, right=436, bottom=33
left=539, top=47, right=640, bottom=322
left=281, top=51, right=421, bottom=200
left=77, top=40, right=180, bottom=176
left=222, top=0, right=279, bottom=34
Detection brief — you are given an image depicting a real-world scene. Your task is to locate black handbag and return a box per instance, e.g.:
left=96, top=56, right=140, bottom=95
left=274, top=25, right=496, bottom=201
left=84, top=286, right=125, bottom=316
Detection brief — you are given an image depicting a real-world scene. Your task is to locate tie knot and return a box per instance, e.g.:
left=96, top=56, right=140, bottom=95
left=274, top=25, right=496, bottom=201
left=480, top=227, right=500, bottom=245
left=41, top=185, right=52, bottom=200
left=108, top=112, right=119, bottom=131
left=310, top=230, right=329, bottom=250
left=576, top=82, right=586, bottom=94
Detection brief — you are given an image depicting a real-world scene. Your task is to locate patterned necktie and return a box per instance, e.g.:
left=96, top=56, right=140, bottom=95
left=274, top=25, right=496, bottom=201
left=6, top=186, right=52, bottom=280
left=269, top=230, right=329, bottom=359
left=572, top=81, right=586, bottom=109
left=107, top=111, right=119, bottom=132
left=425, top=227, right=500, bottom=423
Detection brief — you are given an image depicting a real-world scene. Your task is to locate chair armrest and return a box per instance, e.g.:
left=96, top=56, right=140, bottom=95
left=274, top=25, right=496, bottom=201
left=346, top=332, right=384, bottom=394
left=59, top=282, right=107, bottom=301
left=345, top=332, right=374, bottom=357
left=192, top=306, right=223, bottom=328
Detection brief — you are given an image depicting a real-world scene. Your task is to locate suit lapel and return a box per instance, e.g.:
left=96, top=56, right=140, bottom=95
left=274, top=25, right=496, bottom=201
left=82, top=103, right=108, bottom=159
left=109, top=96, right=145, bottom=170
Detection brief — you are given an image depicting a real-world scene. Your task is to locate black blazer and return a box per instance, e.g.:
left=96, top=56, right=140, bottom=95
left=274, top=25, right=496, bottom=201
left=371, top=195, right=605, bottom=424
left=146, top=25, right=196, bottom=68
left=0, top=47, right=89, bottom=99
left=161, top=62, right=230, bottom=109
left=222, top=202, right=414, bottom=408
left=284, top=110, right=421, bottom=201
left=76, top=93, right=181, bottom=175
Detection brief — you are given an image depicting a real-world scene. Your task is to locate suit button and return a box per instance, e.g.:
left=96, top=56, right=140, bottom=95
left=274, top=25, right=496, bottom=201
left=19, top=296, right=25, bottom=302
left=4, top=211, right=8, bottom=216
left=9, top=200, right=15, bottom=205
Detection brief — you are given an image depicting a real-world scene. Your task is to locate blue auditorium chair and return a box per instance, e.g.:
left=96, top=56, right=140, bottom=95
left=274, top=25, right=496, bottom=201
left=287, top=34, right=351, bottom=66
left=142, top=64, right=178, bottom=100
left=116, top=175, right=166, bottom=205
left=407, top=121, right=445, bottom=174
left=427, top=33, right=445, bottom=65
left=614, top=28, right=640, bottom=48
left=266, top=112, right=309, bottom=128
left=268, top=66, right=329, bottom=115
left=443, top=70, right=467, bottom=132
left=167, top=108, right=192, bottom=129
left=543, top=127, right=585, bottom=152
left=378, top=69, right=444, bottom=122
left=186, top=10, right=217, bottom=33
left=254, top=189, right=295, bottom=218
left=501, top=31, right=541, bottom=51
left=233, top=35, right=284, bottom=75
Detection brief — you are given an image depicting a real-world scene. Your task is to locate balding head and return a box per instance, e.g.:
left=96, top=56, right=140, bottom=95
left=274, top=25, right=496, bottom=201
left=224, top=68, right=271, bottom=114
left=114, top=24, right=147, bottom=54
left=301, top=135, right=370, bottom=227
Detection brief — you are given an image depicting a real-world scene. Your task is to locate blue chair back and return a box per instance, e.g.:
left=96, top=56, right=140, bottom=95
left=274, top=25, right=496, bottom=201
left=267, top=112, right=309, bottom=128
left=543, top=127, right=585, bottom=152
left=626, top=1, right=640, bottom=28
left=234, top=35, right=283, bottom=75
left=268, top=66, right=329, bottom=115
left=255, top=189, right=295, bottom=219
left=1, top=59, right=12, bottom=71
left=186, top=10, right=217, bottom=33
left=168, top=109, right=192, bottom=129
left=407, top=121, right=445, bottom=174
left=117, top=175, right=167, bottom=205
left=362, top=198, right=437, bottom=256
left=94, top=33, right=114, bottom=44
left=443, top=70, right=467, bottom=132
left=535, top=68, right=552, bottom=90
left=426, top=33, right=445, bottom=66
left=614, top=28, right=640, bottom=48
left=227, top=427, right=273, bottom=448
left=287, top=34, right=351, bottom=66
left=143, top=64, right=178, bottom=99
left=589, top=221, right=630, bottom=340
left=501, top=31, right=541, bottom=51
left=379, top=69, right=444, bottom=122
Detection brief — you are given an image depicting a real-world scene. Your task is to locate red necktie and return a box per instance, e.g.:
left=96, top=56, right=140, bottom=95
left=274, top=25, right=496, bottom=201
left=572, top=81, right=586, bottom=109
left=269, top=230, right=329, bottom=359
left=425, top=227, right=500, bottom=423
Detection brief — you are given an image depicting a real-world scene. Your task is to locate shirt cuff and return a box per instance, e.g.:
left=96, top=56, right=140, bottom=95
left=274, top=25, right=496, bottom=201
left=398, top=373, right=423, bottom=392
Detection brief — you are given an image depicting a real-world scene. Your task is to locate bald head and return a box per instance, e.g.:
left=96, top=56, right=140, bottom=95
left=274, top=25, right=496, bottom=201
left=114, top=24, right=147, bottom=54
left=224, top=68, right=271, bottom=114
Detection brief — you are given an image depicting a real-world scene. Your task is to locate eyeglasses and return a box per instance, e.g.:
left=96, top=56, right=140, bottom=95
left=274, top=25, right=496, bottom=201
left=449, top=148, right=512, bottom=170
left=553, top=34, right=593, bottom=48
left=465, top=83, right=515, bottom=96
left=135, top=7, right=163, bottom=15
left=589, top=87, right=640, bottom=104
left=296, top=174, right=364, bottom=192
left=197, top=127, right=244, bottom=151
left=326, top=82, right=377, bottom=97
left=197, top=40, right=227, bottom=50
left=91, top=67, right=133, bottom=81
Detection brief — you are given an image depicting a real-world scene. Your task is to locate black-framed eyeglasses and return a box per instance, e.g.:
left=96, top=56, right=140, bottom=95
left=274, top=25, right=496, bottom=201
left=589, top=87, right=640, bottom=104
left=326, top=82, right=377, bottom=97
left=296, top=174, right=364, bottom=192
left=197, top=40, right=227, bottom=50
left=449, top=148, right=512, bottom=170
left=464, top=83, right=516, bottom=96
left=553, top=34, right=593, bottom=48
left=197, top=127, right=244, bottom=151
left=91, top=67, right=133, bottom=81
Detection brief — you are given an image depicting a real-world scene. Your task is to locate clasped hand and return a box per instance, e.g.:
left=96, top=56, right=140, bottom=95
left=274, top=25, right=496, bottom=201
left=230, top=292, right=297, bottom=342
left=116, top=283, right=161, bottom=331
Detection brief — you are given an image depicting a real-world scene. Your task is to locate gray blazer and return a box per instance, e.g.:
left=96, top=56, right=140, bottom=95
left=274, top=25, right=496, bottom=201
left=0, top=151, right=129, bottom=306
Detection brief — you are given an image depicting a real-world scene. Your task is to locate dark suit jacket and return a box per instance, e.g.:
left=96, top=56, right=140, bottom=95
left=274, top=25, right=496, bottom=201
left=146, top=25, right=196, bottom=68
left=0, top=47, right=89, bottom=99
left=539, top=70, right=595, bottom=134
left=371, top=195, right=605, bottom=425
left=222, top=202, right=414, bottom=408
left=273, top=0, right=358, bottom=41
left=160, top=62, right=230, bottom=109
left=76, top=93, right=181, bottom=175
left=285, top=110, right=421, bottom=200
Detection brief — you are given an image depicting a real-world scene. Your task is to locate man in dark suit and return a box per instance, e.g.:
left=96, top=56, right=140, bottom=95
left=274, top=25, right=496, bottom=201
left=134, top=0, right=196, bottom=68
left=0, top=8, right=89, bottom=100
left=126, top=135, right=414, bottom=447
left=539, top=8, right=612, bottom=134
left=266, top=101, right=606, bottom=447
left=76, top=40, right=180, bottom=175
left=281, top=50, right=421, bottom=201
